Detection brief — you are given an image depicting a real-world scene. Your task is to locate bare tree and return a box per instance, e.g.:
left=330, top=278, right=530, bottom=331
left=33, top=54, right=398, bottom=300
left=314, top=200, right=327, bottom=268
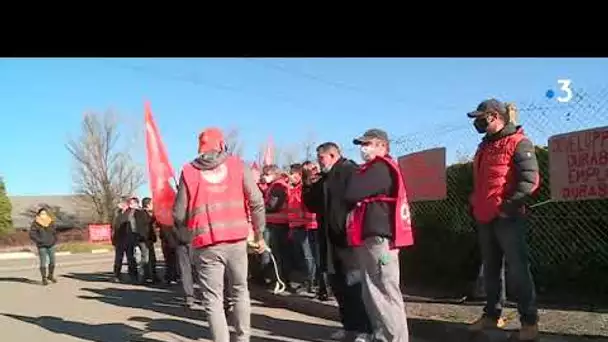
left=224, top=128, right=244, bottom=157
left=66, top=111, right=145, bottom=223
left=279, top=143, right=300, bottom=168
left=302, top=131, right=318, bottom=161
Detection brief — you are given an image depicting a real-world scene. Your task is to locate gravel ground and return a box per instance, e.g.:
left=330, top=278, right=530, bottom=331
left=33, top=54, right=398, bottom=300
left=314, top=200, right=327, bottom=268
left=251, top=286, right=608, bottom=341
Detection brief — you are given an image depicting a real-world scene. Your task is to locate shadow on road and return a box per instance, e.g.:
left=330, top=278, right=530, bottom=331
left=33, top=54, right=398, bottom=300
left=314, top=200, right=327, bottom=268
left=0, top=277, right=39, bottom=285
left=2, top=313, right=164, bottom=342
left=75, top=283, right=340, bottom=342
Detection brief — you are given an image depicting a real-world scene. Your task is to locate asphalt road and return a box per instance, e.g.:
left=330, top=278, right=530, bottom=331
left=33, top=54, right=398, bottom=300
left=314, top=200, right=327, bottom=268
left=0, top=253, right=350, bottom=342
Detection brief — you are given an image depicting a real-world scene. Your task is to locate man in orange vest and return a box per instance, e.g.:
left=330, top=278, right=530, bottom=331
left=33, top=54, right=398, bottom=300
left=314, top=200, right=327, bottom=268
left=262, top=164, right=295, bottom=291
left=287, top=163, right=318, bottom=294
left=344, top=129, right=413, bottom=342
left=466, top=99, right=540, bottom=341
left=173, top=127, right=266, bottom=342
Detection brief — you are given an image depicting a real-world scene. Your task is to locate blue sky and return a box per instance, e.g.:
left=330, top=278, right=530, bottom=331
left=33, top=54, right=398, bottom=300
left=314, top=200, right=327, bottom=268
left=1, top=58, right=607, bottom=196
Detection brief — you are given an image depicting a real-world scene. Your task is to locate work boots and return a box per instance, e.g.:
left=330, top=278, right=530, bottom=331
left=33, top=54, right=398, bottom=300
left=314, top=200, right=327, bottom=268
left=47, top=264, right=57, bottom=283
left=40, top=267, right=48, bottom=286
left=468, top=315, right=507, bottom=332
left=516, top=323, right=539, bottom=341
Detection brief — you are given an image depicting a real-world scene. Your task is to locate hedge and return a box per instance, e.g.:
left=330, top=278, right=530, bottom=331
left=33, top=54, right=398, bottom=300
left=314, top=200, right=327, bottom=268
left=400, top=146, right=608, bottom=302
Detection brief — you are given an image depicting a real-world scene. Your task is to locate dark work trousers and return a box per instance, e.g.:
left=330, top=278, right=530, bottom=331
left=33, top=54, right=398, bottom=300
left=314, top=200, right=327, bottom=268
left=329, top=247, right=372, bottom=334
left=311, top=230, right=329, bottom=296
left=478, top=215, right=538, bottom=325
left=177, top=244, right=195, bottom=300
left=138, top=241, right=158, bottom=281
left=162, top=241, right=178, bottom=282
left=268, top=224, right=295, bottom=285
left=114, top=235, right=138, bottom=280
left=291, top=227, right=317, bottom=287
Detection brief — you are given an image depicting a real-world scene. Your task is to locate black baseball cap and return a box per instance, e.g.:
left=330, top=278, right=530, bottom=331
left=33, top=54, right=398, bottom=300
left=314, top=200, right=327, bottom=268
left=467, top=98, right=507, bottom=118
left=353, top=128, right=389, bottom=145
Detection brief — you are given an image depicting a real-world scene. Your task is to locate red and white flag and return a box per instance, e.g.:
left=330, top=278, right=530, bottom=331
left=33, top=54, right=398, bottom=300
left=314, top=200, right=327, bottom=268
left=144, top=101, right=176, bottom=227
left=263, top=136, right=274, bottom=166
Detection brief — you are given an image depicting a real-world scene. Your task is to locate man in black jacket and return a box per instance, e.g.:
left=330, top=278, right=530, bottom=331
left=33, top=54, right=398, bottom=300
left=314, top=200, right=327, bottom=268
left=135, top=197, right=159, bottom=284
left=303, top=142, right=372, bottom=342
left=111, top=197, right=139, bottom=283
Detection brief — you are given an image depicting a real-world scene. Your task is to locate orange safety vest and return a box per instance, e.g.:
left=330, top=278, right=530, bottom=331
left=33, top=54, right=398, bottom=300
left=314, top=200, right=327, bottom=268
left=181, top=156, right=250, bottom=249
left=264, top=179, right=290, bottom=225
left=345, top=155, right=414, bottom=249
left=288, top=182, right=318, bottom=230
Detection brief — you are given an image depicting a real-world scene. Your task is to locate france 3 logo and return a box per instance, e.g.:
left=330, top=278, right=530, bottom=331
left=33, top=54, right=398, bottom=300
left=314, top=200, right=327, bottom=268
left=546, top=79, right=573, bottom=103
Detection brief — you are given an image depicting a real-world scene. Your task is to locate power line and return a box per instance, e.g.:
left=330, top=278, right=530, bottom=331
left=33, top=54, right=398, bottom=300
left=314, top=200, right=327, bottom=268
left=244, top=58, right=463, bottom=112
left=96, top=58, right=318, bottom=113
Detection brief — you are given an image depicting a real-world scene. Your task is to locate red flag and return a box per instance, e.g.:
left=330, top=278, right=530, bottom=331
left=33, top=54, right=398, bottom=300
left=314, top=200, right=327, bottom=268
left=144, top=101, right=176, bottom=227
left=263, top=136, right=274, bottom=166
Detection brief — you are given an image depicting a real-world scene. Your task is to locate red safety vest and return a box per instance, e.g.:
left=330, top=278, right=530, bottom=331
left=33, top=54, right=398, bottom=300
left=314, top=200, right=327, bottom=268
left=258, top=182, right=268, bottom=194
left=287, top=182, right=318, bottom=230
left=265, top=179, right=290, bottom=225
left=181, top=156, right=250, bottom=248
left=470, top=128, right=536, bottom=224
left=345, top=155, right=414, bottom=249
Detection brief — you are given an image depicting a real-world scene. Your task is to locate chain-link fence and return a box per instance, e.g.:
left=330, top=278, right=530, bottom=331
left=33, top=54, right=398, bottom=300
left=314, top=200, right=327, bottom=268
left=394, top=86, right=608, bottom=301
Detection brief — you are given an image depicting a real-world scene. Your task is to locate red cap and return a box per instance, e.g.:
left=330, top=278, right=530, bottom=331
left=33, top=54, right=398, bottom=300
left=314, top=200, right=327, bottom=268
left=198, top=127, right=225, bottom=153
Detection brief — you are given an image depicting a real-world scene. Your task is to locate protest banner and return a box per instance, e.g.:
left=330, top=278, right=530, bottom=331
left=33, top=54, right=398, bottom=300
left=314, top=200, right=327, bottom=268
left=398, top=147, right=447, bottom=202
left=548, top=126, right=608, bottom=201
left=88, top=224, right=112, bottom=243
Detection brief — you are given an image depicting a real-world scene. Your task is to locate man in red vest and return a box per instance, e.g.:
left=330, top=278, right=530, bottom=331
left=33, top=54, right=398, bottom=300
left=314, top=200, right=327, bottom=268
left=467, top=99, right=540, bottom=341
left=344, top=129, right=413, bottom=342
left=173, top=127, right=266, bottom=342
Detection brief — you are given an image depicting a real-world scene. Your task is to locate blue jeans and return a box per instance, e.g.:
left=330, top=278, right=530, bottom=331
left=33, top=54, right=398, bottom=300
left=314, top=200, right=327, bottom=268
left=38, top=246, right=56, bottom=267
left=291, top=228, right=317, bottom=286
left=478, top=216, right=538, bottom=325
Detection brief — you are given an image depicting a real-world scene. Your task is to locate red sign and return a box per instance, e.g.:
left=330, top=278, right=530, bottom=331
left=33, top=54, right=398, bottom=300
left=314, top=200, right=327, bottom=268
left=88, top=224, right=112, bottom=243
left=548, top=126, right=608, bottom=201
left=398, top=147, right=447, bottom=202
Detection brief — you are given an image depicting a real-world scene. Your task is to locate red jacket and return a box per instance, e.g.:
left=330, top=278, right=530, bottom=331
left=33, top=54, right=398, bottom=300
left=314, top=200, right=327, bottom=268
left=470, top=127, right=539, bottom=223
left=181, top=156, right=250, bottom=248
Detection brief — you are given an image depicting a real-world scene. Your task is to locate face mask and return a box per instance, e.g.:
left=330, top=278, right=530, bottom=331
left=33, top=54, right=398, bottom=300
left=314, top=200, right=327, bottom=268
left=263, top=175, right=274, bottom=184
left=320, top=164, right=333, bottom=173
left=473, top=117, right=489, bottom=134
left=360, top=145, right=375, bottom=162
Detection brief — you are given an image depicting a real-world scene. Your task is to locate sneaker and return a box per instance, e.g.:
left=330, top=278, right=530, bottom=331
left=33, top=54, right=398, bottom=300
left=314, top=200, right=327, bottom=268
left=516, top=323, right=539, bottom=341
left=468, top=315, right=502, bottom=332
left=185, top=297, right=195, bottom=309
left=353, top=333, right=371, bottom=342
left=330, top=329, right=345, bottom=340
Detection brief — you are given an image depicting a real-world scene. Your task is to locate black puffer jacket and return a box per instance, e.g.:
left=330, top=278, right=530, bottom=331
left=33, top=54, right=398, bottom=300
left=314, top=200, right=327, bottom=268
left=29, top=221, right=58, bottom=248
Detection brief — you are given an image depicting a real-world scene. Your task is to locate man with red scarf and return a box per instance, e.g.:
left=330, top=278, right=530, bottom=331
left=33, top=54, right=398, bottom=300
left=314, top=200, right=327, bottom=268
left=344, top=129, right=410, bottom=342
